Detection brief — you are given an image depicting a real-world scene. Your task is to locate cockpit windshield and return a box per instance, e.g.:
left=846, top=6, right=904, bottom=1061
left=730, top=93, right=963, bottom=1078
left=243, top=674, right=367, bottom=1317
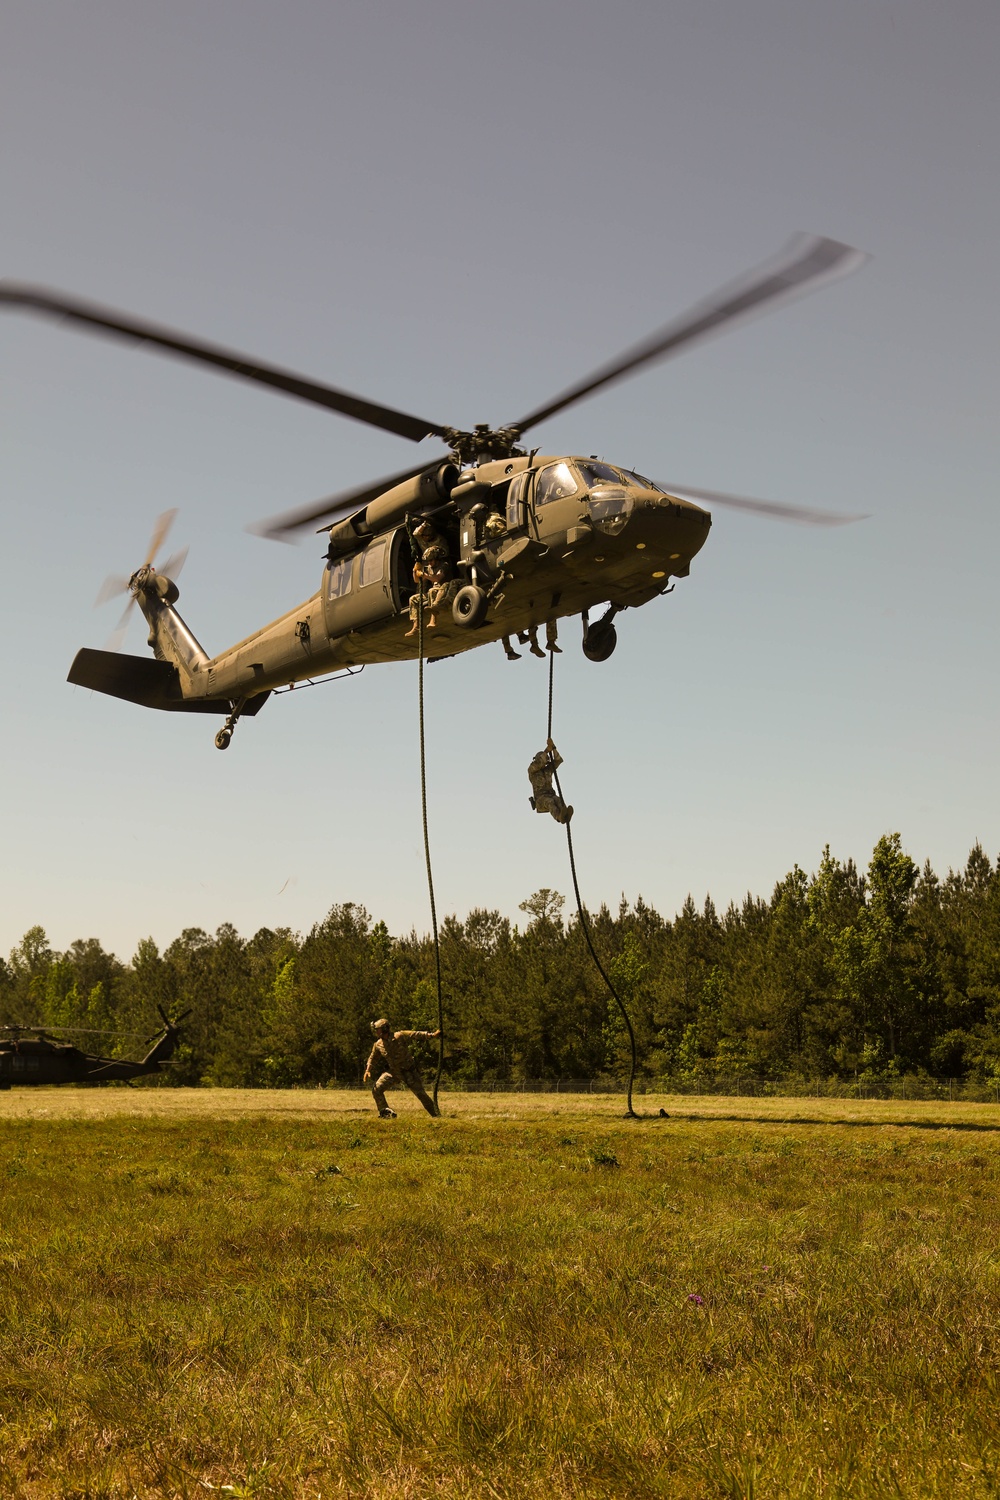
left=577, top=460, right=623, bottom=489
left=624, top=469, right=665, bottom=491
left=578, top=460, right=657, bottom=492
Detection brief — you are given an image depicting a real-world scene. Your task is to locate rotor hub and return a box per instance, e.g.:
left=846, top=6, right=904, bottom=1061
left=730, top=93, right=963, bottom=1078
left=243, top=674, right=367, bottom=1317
left=442, top=424, right=524, bottom=466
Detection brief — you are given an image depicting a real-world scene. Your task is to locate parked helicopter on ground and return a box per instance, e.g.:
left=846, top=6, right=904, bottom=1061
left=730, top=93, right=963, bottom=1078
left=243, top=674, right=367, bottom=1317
left=0, top=233, right=867, bottom=750
left=0, top=1008, right=189, bottom=1088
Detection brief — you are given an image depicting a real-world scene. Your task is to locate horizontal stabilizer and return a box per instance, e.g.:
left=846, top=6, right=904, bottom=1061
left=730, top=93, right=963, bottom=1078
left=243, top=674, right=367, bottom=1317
left=67, top=648, right=228, bottom=714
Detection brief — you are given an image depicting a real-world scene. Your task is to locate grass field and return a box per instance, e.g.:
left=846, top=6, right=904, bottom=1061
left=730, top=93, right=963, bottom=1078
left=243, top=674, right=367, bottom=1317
left=2, top=1089, right=1000, bottom=1498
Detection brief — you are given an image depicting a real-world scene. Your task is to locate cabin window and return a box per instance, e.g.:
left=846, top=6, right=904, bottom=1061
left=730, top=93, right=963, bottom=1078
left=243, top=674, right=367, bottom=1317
left=328, top=558, right=353, bottom=599
left=535, top=462, right=579, bottom=507
left=358, top=538, right=386, bottom=588
left=506, top=472, right=529, bottom=528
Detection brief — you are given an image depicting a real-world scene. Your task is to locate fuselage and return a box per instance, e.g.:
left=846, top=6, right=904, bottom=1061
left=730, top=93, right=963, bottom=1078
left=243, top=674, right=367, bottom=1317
left=164, top=454, right=711, bottom=701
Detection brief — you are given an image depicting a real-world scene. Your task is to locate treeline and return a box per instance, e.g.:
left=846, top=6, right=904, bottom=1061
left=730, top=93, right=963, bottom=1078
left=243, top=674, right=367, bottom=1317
left=3, top=834, right=1000, bottom=1090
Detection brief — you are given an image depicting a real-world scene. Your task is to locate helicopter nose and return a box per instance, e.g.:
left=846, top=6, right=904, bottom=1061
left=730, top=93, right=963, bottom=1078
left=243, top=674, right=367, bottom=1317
left=652, top=491, right=711, bottom=522
left=637, top=492, right=712, bottom=574
left=640, top=491, right=713, bottom=535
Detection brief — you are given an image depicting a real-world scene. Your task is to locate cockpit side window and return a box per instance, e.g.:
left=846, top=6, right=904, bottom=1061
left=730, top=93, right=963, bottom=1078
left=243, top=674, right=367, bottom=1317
left=328, top=557, right=354, bottom=599
left=535, top=462, right=579, bottom=506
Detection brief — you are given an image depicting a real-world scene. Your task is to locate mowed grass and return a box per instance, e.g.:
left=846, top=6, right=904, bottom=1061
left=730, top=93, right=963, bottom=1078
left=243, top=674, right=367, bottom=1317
left=2, top=1092, right=1000, bottom=1498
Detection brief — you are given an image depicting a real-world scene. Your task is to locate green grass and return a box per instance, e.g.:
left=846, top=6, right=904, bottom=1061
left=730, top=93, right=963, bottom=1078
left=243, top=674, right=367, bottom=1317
left=2, top=1092, right=1000, bottom=1497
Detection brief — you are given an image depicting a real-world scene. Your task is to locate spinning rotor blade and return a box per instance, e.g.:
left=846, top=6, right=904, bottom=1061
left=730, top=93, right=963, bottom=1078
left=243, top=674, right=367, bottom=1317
left=144, top=508, right=177, bottom=567
left=94, top=572, right=130, bottom=607
left=659, top=481, right=868, bottom=527
left=96, top=509, right=182, bottom=650
left=0, top=283, right=449, bottom=444
left=250, top=456, right=452, bottom=541
left=512, top=234, right=869, bottom=435
left=105, top=597, right=136, bottom=653
left=160, top=545, right=189, bottom=581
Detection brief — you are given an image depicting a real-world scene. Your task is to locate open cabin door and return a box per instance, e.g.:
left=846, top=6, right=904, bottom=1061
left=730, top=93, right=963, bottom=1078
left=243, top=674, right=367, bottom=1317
left=322, top=526, right=412, bottom=637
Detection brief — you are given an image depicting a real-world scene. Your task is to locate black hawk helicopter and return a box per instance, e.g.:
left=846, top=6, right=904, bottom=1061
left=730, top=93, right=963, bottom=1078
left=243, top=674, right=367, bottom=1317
left=0, top=1007, right=189, bottom=1088
left=0, top=233, right=867, bottom=751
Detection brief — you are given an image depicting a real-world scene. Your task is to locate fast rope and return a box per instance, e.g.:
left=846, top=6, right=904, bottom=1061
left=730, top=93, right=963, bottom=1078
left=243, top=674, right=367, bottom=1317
left=416, top=585, right=445, bottom=1113
left=547, top=649, right=639, bottom=1120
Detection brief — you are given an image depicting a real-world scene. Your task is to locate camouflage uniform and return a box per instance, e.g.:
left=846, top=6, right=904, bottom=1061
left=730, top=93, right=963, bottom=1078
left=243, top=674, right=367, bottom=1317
left=506, top=620, right=561, bottom=661
left=528, top=740, right=573, bottom=824
left=405, top=538, right=455, bottom=635
left=406, top=561, right=430, bottom=634
left=365, top=1026, right=438, bottom=1117
left=426, top=570, right=459, bottom=620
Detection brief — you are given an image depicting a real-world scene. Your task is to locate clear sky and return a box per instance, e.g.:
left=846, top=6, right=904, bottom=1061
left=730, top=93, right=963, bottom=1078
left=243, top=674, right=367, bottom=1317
left=2, top=0, right=998, bottom=961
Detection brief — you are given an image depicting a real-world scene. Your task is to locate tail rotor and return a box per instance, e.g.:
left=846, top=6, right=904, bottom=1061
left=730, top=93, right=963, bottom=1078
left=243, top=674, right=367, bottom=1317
left=94, top=509, right=187, bottom=650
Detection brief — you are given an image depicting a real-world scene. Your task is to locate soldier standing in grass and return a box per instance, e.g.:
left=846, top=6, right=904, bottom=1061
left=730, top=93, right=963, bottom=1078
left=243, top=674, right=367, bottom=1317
left=364, top=1018, right=440, bottom=1118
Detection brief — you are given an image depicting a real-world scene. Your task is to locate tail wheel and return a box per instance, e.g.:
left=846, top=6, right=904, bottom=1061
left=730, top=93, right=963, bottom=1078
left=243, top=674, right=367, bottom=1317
left=452, top=584, right=489, bottom=629
left=214, top=728, right=232, bottom=750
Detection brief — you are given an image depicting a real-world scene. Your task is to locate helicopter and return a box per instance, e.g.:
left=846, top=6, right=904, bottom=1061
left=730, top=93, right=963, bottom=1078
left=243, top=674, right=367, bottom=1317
left=0, top=233, right=867, bottom=751
left=0, top=1007, right=189, bottom=1088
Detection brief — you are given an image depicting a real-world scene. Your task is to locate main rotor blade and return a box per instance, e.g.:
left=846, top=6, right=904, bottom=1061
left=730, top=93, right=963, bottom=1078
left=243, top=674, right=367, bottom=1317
left=512, top=234, right=869, bottom=435
left=2, top=1024, right=142, bottom=1035
left=249, top=457, right=451, bottom=542
left=660, top=480, right=868, bottom=527
left=0, top=283, right=449, bottom=444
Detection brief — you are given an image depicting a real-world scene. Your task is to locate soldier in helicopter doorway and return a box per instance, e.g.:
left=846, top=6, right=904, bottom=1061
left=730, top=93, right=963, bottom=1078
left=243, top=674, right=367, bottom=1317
left=404, top=520, right=456, bottom=637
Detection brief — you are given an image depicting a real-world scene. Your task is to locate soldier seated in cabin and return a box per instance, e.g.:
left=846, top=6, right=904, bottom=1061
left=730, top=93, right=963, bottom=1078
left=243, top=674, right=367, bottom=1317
left=404, top=521, right=456, bottom=637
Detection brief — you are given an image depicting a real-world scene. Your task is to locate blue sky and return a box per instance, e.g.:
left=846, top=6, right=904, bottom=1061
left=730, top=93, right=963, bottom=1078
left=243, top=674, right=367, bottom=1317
left=2, top=0, right=998, bottom=959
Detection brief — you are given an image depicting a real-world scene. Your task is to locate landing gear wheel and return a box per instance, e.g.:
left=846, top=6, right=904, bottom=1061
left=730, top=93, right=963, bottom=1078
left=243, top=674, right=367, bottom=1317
left=213, top=696, right=250, bottom=751
left=583, top=624, right=617, bottom=662
left=452, top=584, right=489, bottom=629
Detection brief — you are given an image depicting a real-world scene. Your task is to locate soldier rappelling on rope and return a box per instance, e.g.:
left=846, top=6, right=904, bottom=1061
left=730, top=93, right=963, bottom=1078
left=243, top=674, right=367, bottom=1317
left=528, top=737, right=573, bottom=824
